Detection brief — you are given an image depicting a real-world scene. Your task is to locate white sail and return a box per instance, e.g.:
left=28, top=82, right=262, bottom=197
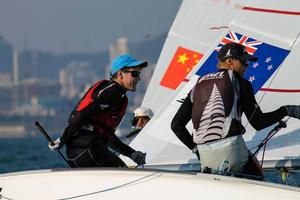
left=141, top=0, right=246, bottom=113
left=230, top=1, right=300, bottom=161
left=127, top=0, right=300, bottom=168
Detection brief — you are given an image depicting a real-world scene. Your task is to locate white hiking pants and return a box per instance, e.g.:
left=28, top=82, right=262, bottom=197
left=197, top=135, right=249, bottom=174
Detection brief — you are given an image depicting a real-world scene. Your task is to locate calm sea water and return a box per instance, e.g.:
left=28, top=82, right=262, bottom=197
left=0, top=136, right=299, bottom=187
left=0, top=136, right=68, bottom=173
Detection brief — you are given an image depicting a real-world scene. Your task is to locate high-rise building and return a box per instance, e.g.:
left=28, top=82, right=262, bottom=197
left=0, top=35, right=13, bottom=85
left=116, top=37, right=128, bottom=55
left=106, top=37, right=129, bottom=79
left=13, top=50, right=19, bottom=86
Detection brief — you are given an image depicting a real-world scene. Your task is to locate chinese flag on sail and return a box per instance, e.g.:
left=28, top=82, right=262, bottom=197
left=160, top=46, right=203, bottom=90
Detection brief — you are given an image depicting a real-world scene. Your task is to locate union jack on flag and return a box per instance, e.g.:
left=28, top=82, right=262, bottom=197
left=195, top=31, right=290, bottom=94
left=216, top=31, right=262, bottom=55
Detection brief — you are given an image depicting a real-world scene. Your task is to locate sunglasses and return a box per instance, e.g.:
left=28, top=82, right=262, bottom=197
left=121, top=70, right=141, bottom=77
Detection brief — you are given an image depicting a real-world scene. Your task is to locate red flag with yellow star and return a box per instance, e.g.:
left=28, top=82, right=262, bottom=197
left=160, top=46, right=203, bottom=90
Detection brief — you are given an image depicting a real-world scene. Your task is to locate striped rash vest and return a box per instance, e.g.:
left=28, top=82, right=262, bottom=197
left=191, top=70, right=243, bottom=144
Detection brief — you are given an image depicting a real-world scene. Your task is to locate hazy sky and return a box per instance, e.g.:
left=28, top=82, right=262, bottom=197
left=0, top=0, right=182, bottom=53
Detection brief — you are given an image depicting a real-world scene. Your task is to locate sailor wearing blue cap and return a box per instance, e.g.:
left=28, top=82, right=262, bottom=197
left=49, top=54, right=148, bottom=168
left=110, top=54, right=148, bottom=76
left=110, top=54, right=148, bottom=91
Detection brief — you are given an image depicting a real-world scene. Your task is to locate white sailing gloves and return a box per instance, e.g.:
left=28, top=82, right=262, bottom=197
left=285, top=105, right=300, bottom=119
left=48, top=138, right=62, bottom=151
left=130, top=151, right=146, bottom=166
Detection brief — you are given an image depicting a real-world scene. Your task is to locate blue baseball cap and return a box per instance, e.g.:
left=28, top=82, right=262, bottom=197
left=110, top=54, right=148, bottom=76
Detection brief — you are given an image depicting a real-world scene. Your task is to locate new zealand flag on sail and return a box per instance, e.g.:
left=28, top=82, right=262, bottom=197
left=196, top=31, right=290, bottom=94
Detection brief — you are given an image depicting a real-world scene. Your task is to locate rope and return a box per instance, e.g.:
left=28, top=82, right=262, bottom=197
left=0, top=196, right=14, bottom=200
left=244, top=32, right=300, bottom=129
left=260, top=140, right=267, bottom=169
left=244, top=32, right=300, bottom=166
left=0, top=170, right=161, bottom=200
left=259, top=124, right=282, bottom=169
left=252, top=120, right=288, bottom=157
left=58, top=171, right=162, bottom=200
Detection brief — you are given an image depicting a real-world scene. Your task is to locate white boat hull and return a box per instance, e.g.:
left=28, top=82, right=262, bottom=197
left=0, top=168, right=299, bottom=200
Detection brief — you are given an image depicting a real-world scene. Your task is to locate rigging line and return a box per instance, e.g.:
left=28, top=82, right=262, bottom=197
left=248, top=117, right=290, bottom=152
left=244, top=32, right=300, bottom=129
left=257, top=31, right=300, bottom=106
left=0, top=196, right=14, bottom=200
left=58, top=170, right=162, bottom=200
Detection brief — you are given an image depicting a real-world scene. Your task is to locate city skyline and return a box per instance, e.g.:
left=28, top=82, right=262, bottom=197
left=0, top=32, right=162, bottom=137
left=0, top=0, right=182, bottom=53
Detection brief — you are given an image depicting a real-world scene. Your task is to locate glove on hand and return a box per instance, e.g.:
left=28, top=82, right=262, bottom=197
left=285, top=105, right=300, bottom=119
left=130, top=151, right=146, bottom=166
left=48, top=138, right=62, bottom=151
